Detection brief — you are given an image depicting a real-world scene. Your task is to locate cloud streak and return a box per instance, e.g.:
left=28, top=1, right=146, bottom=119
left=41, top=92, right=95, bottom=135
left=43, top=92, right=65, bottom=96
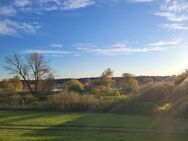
left=63, top=0, right=95, bottom=10
left=50, top=44, right=63, bottom=48
left=22, top=49, right=80, bottom=57
left=0, top=20, right=41, bottom=36
left=15, top=0, right=31, bottom=7
left=0, top=0, right=97, bottom=36
left=0, top=7, right=17, bottom=16
left=155, top=0, right=188, bottom=22
left=75, top=39, right=179, bottom=56
left=22, top=49, right=70, bottom=54
left=128, top=0, right=155, bottom=3
left=148, top=38, right=182, bottom=47
left=22, top=38, right=182, bottom=57
left=160, top=23, right=188, bottom=30
left=155, top=0, right=188, bottom=30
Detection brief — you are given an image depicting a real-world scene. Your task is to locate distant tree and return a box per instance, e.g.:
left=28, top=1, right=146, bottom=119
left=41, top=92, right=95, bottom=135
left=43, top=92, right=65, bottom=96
left=4, top=52, right=52, bottom=95
left=120, top=73, right=139, bottom=94
left=4, top=54, right=33, bottom=94
left=1, top=79, right=15, bottom=92
left=38, top=74, right=56, bottom=94
left=1, top=76, right=23, bottom=93
left=83, top=79, right=93, bottom=91
left=27, top=53, right=51, bottom=94
left=66, top=79, right=84, bottom=92
left=98, top=68, right=114, bottom=90
left=10, top=76, right=23, bottom=92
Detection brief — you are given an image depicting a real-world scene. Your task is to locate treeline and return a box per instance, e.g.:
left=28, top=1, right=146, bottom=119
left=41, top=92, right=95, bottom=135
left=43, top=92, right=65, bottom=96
left=0, top=52, right=188, bottom=117
left=56, top=75, right=174, bottom=86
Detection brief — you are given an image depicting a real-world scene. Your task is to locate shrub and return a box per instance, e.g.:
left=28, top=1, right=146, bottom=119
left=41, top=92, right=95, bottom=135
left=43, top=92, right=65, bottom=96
left=47, top=92, right=80, bottom=111
left=65, top=79, right=84, bottom=93
left=136, top=83, right=173, bottom=103
left=111, top=83, right=174, bottom=115
left=38, top=74, right=56, bottom=94
left=95, top=89, right=121, bottom=96
left=7, top=95, right=22, bottom=105
left=0, top=76, right=23, bottom=93
left=22, top=94, right=37, bottom=104
left=47, top=92, right=124, bottom=112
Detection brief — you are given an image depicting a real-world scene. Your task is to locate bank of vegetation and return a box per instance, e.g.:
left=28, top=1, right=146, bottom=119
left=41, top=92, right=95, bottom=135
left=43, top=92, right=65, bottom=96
left=0, top=53, right=188, bottom=117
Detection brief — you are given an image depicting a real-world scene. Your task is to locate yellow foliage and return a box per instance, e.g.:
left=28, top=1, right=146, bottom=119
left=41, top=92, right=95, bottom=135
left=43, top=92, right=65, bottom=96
left=158, top=103, right=172, bottom=112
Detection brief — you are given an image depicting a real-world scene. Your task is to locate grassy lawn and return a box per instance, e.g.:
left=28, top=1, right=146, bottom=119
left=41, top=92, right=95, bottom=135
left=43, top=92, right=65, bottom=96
left=0, top=110, right=187, bottom=141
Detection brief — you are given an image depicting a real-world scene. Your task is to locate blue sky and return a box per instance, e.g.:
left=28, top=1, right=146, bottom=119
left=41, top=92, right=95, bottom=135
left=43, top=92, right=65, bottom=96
left=1, top=0, right=188, bottom=79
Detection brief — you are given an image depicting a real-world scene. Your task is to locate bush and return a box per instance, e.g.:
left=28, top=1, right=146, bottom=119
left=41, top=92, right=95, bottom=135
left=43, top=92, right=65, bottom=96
left=65, top=79, right=84, bottom=93
left=22, top=94, right=37, bottom=104
left=165, top=95, right=188, bottom=117
left=111, top=83, right=174, bottom=115
left=7, top=94, right=22, bottom=105
left=46, top=92, right=124, bottom=112
left=95, top=89, right=121, bottom=96
left=47, top=92, right=80, bottom=110
left=136, top=83, right=173, bottom=103
left=112, top=99, right=157, bottom=115
left=47, top=92, right=99, bottom=111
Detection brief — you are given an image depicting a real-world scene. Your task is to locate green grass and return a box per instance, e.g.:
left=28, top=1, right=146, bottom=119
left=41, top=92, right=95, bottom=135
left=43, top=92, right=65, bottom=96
left=0, top=110, right=187, bottom=141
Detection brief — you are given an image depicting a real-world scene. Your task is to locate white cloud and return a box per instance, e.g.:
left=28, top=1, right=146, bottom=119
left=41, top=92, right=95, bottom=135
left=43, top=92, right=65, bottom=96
left=0, top=0, right=97, bottom=37
left=155, top=0, right=188, bottom=30
left=75, top=42, right=170, bottom=56
left=50, top=44, right=63, bottom=48
left=0, top=7, right=17, bottom=16
left=161, top=0, right=188, bottom=13
left=22, top=38, right=182, bottom=57
left=148, top=38, right=182, bottom=47
left=155, top=12, right=188, bottom=22
left=160, top=23, right=188, bottom=30
left=128, top=0, right=155, bottom=3
left=22, top=49, right=80, bottom=57
left=155, top=0, right=188, bottom=22
left=15, top=0, right=31, bottom=7
left=63, top=0, right=95, bottom=10
left=22, top=49, right=70, bottom=54
left=0, top=20, right=41, bottom=36
left=38, top=0, right=62, bottom=5
left=1, top=0, right=96, bottom=16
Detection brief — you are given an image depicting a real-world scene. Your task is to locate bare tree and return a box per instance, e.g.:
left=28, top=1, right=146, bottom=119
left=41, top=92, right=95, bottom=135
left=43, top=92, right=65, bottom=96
left=5, top=54, right=33, bottom=94
left=4, top=52, right=51, bottom=95
left=27, top=52, right=50, bottom=93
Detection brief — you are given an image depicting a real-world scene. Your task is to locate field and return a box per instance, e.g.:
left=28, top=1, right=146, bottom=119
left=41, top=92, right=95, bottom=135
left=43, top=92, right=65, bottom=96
left=0, top=110, right=187, bottom=141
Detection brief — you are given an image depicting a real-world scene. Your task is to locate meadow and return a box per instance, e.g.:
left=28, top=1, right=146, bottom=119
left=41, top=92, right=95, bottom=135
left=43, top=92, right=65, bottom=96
left=1, top=54, right=188, bottom=141
left=0, top=110, right=187, bottom=141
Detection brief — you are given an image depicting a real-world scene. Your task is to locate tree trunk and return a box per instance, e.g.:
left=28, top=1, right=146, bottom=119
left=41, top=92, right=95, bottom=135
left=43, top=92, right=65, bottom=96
left=35, top=81, right=38, bottom=94
left=20, top=74, right=34, bottom=95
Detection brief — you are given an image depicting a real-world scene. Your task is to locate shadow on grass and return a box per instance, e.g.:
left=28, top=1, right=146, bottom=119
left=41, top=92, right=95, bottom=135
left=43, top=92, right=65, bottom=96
left=0, top=111, right=55, bottom=126
left=22, top=113, right=188, bottom=141
left=0, top=110, right=188, bottom=141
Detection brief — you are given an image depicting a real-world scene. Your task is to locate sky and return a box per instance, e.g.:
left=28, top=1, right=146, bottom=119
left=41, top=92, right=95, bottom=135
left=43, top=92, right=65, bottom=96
left=1, top=0, right=188, bottom=79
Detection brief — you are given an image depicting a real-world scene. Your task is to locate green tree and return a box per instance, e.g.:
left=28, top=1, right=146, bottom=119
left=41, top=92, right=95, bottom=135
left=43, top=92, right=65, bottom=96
left=120, top=73, right=139, bottom=94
